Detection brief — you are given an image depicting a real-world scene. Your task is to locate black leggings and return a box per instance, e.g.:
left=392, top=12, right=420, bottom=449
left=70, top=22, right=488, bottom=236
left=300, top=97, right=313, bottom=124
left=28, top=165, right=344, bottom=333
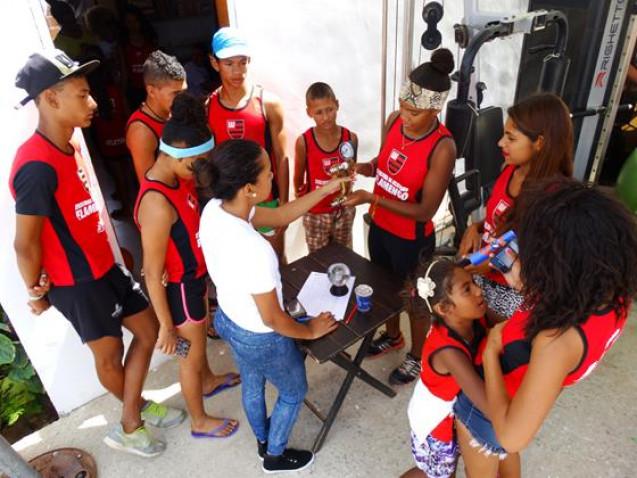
left=368, top=222, right=435, bottom=281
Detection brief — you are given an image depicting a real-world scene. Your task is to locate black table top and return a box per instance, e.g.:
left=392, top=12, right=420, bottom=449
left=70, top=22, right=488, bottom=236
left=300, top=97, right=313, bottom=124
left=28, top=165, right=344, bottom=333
left=281, top=243, right=405, bottom=363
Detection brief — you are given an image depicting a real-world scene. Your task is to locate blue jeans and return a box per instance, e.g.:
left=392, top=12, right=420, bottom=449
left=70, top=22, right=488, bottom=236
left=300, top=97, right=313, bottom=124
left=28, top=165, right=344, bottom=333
left=214, top=308, right=308, bottom=456
left=453, top=392, right=508, bottom=457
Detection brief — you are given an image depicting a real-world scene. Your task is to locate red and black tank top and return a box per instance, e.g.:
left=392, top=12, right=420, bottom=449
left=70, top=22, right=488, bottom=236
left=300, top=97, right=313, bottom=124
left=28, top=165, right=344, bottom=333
left=490, top=305, right=628, bottom=398
left=303, top=126, right=354, bottom=214
left=134, top=177, right=207, bottom=283
left=420, top=318, right=487, bottom=441
left=207, top=86, right=278, bottom=200
left=482, top=165, right=516, bottom=285
left=93, top=84, right=128, bottom=158
left=126, top=107, right=166, bottom=145
left=9, top=132, right=115, bottom=286
left=124, top=42, right=154, bottom=90
left=372, top=117, right=452, bottom=240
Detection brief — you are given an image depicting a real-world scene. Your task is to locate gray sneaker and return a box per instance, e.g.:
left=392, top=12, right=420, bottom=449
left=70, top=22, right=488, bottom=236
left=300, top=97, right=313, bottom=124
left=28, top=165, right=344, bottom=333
left=141, top=400, right=186, bottom=429
left=103, top=424, right=166, bottom=458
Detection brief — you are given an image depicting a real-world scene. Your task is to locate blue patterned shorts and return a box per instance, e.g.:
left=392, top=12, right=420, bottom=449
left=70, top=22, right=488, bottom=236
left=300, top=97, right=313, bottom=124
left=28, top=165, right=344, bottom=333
left=410, top=431, right=459, bottom=478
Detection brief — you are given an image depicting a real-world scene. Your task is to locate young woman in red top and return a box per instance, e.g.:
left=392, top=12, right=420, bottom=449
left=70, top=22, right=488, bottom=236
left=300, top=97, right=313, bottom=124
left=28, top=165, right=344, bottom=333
left=136, top=93, right=239, bottom=439
left=458, top=94, right=573, bottom=318
left=454, top=179, right=637, bottom=477
left=346, top=48, right=456, bottom=385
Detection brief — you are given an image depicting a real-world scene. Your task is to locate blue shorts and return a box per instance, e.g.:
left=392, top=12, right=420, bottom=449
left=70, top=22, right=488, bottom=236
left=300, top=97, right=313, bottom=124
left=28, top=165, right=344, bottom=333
left=453, top=392, right=508, bottom=459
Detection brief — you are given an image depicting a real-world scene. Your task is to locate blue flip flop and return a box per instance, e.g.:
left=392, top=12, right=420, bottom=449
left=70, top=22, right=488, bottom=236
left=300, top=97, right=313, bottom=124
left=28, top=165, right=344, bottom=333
left=203, top=373, right=241, bottom=399
left=191, top=419, right=239, bottom=439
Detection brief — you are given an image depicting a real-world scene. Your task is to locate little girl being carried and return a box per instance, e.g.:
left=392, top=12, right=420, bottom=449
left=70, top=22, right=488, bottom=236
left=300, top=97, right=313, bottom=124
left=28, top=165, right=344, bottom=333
left=400, top=259, right=519, bottom=478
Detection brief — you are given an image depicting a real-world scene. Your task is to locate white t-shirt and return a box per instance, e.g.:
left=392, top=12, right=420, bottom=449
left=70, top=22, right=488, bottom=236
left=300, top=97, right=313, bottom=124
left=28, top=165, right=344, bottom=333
left=199, top=199, right=282, bottom=333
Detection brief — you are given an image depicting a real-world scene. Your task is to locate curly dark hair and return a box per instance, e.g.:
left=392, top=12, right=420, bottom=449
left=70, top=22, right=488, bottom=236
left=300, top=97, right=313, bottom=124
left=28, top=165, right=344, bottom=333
left=143, top=50, right=185, bottom=86
left=516, top=178, right=637, bottom=340
left=162, top=92, right=211, bottom=149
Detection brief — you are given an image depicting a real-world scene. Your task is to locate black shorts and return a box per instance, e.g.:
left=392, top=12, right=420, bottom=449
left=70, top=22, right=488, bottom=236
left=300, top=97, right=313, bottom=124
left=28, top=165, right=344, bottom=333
left=48, top=264, right=149, bottom=343
left=166, top=276, right=208, bottom=328
left=368, top=221, right=435, bottom=280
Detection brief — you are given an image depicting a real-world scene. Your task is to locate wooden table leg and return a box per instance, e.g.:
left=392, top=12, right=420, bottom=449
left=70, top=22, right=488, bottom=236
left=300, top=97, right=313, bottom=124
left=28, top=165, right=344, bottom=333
left=311, top=331, right=395, bottom=452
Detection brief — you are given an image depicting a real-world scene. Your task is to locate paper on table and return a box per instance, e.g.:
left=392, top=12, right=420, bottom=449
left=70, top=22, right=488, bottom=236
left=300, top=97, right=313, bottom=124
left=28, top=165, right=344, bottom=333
left=296, top=271, right=355, bottom=321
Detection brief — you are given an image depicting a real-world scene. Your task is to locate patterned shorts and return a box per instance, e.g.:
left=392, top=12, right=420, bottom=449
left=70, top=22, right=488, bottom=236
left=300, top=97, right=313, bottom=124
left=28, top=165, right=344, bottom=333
left=303, top=207, right=355, bottom=253
left=475, top=275, right=524, bottom=319
left=410, top=431, right=459, bottom=478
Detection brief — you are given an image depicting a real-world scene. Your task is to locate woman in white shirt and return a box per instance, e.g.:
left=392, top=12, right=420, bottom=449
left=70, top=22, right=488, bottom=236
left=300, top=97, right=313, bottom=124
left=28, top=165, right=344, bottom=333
left=196, top=139, right=344, bottom=474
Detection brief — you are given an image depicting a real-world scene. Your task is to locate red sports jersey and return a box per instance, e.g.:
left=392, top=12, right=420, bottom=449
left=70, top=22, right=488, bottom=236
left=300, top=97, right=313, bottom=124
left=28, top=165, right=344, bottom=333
left=303, top=127, right=354, bottom=214
left=93, top=84, right=128, bottom=158
left=124, top=43, right=154, bottom=90
left=420, top=319, right=487, bottom=441
left=126, top=107, right=165, bottom=144
left=207, top=86, right=278, bottom=200
left=493, top=305, right=628, bottom=398
left=134, top=177, right=206, bottom=283
left=482, top=165, right=516, bottom=285
left=9, top=132, right=115, bottom=286
left=372, top=117, right=452, bottom=240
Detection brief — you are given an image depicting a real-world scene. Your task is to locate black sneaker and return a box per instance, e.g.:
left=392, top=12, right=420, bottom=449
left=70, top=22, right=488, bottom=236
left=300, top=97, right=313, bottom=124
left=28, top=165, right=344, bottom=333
left=262, top=448, right=314, bottom=474
left=366, top=332, right=405, bottom=359
left=258, top=440, right=267, bottom=461
left=389, top=353, right=421, bottom=385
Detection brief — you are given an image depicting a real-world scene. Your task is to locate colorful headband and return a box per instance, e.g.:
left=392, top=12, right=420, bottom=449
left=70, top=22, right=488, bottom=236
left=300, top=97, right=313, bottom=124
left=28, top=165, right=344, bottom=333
left=159, top=138, right=215, bottom=159
left=416, top=260, right=440, bottom=313
left=399, top=81, right=449, bottom=111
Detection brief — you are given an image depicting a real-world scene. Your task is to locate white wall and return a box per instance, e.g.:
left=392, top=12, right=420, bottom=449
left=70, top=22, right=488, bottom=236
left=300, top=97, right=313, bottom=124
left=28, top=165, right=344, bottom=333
left=228, top=0, right=530, bottom=259
left=0, top=0, right=166, bottom=415
left=228, top=0, right=384, bottom=258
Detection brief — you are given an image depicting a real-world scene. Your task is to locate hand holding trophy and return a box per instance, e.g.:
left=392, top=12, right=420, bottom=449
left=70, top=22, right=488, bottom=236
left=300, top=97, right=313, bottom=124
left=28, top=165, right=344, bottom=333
left=329, top=140, right=356, bottom=207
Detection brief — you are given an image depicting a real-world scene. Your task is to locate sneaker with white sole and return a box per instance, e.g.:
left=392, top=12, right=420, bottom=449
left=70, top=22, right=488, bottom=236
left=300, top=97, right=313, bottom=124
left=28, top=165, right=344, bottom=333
left=366, top=332, right=405, bottom=359
left=141, top=400, right=186, bottom=428
left=103, top=424, right=166, bottom=458
left=262, top=448, right=314, bottom=474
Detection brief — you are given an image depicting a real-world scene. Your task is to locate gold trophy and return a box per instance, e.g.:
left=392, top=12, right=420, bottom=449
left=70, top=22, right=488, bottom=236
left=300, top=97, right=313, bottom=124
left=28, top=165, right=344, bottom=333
left=329, top=140, right=355, bottom=207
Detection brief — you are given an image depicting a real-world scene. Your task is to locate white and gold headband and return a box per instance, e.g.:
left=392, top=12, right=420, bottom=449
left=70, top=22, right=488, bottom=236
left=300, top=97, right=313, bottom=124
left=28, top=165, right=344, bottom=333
left=399, top=81, right=449, bottom=111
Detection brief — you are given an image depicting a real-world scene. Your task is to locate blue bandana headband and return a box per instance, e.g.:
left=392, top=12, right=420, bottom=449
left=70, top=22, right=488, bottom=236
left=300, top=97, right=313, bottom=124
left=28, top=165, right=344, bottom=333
left=159, top=138, right=215, bottom=158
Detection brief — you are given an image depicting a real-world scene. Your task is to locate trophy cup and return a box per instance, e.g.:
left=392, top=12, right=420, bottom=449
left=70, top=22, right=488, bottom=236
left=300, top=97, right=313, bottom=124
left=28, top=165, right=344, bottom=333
left=329, top=140, right=355, bottom=207
left=327, top=263, right=351, bottom=297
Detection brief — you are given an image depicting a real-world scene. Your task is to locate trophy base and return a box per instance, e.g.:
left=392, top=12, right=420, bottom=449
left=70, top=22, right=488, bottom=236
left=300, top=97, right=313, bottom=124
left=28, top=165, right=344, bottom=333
left=330, top=197, right=347, bottom=208
left=330, top=285, right=349, bottom=297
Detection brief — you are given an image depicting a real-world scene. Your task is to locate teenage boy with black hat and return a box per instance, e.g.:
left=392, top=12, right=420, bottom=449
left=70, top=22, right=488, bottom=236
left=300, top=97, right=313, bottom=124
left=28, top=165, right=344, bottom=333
left=10, top=49, right=185, bottom=457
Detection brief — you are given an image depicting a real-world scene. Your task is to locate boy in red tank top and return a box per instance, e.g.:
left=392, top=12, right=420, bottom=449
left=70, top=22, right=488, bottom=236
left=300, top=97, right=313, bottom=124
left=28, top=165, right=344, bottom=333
left=11, top=50, right=185, bottom=458
left=126, top=50, right=186, bottom=183
left=293, top=82, right=358, bottom=253
left=207, top=27, right=289, bottom=259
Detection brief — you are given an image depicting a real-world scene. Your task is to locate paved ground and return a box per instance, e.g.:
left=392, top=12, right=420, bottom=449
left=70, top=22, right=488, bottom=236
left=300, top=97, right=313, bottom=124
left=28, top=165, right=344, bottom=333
left=11, top=308, right=637, bottom=478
